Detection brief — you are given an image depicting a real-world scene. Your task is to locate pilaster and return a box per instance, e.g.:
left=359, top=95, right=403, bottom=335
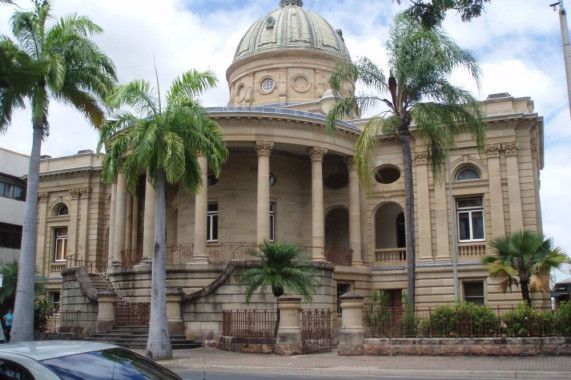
left=415, top=153, right=432, bottom=261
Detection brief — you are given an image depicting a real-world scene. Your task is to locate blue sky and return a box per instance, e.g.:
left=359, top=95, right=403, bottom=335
left=1, top=0, right=570, bottom=278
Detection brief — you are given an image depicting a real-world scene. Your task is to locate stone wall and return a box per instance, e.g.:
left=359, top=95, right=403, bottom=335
left=60, top=267, right=98, bottom=336
left=363, top=337, right=571, bottom=356
left=218, top=336, right=275, bottom=354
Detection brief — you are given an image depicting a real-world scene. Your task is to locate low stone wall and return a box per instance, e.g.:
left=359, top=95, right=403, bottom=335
left=218, top=336, right=275, bottom=354
left=363, top=337, right=571, bottom=356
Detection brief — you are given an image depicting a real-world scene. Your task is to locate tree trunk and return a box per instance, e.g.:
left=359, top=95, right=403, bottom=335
left=400, top=133, right=416, bottom=308
left=11, top=120, right=43, bottom=342
left=520, top=280, right=532, bottom=306
left=145, top=168, right=172, bottom=360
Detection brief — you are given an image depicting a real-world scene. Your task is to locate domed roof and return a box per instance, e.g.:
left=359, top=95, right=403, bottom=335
left=233, top=0, right=350, bottom=62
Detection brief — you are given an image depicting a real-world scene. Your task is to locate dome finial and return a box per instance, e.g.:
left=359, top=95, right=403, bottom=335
left=280, top=0, right=303, bottom=7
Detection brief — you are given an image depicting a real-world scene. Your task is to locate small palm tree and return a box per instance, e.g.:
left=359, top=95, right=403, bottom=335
left=482, top=230, right=570, bottom=305
left=239, top=241, right=318, bottom=336
left=326, top=13, right=485, bottom=307
left=1, top=0, right=116, bottom=341
left=98, top=69, right=228, bottom=361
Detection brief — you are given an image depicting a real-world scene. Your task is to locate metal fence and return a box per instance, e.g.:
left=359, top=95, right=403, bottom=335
left=115, top=301, right=150, bottom=326
left=301, top=309, right=332, bottom=354
left=365, top=305, right=571, bottom=338
left=222, top=309, right=276, bottom=338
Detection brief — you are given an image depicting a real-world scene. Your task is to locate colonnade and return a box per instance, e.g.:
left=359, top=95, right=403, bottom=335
left=107, top=141, right=364, bottom=266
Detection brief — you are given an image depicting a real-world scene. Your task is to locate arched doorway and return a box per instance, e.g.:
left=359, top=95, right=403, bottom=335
left=325, top=207, right=351, bottom=265
left=374, top=203, right=406, bottom=263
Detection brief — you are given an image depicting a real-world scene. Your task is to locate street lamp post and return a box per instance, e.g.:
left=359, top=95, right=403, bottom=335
left=551, top=1, right=571, bottom=117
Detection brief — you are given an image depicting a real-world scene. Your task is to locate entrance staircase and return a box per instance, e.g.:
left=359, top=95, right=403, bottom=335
left=86, top=326, right=201, bottom=350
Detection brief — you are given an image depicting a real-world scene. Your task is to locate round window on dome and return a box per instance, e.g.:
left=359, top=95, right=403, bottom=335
left=374, top=165, right=401, bottom=184
left=261, top=78, right=275, bottom=93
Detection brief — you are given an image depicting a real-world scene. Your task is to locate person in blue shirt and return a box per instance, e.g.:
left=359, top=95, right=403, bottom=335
left=3, top=309, right=13, bottom=342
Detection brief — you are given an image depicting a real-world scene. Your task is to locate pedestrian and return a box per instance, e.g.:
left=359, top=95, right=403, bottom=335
left=3, top=309, right=13, bottom=343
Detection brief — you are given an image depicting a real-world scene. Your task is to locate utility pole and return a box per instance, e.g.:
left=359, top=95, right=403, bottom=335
left=551, top=1, right=571, bottom=117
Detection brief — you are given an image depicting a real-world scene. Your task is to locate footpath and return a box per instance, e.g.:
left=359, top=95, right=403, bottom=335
left=152, top=347, right=571, bottom=379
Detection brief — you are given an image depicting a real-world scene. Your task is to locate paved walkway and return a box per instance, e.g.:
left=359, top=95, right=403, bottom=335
left=149, top=348, right=571, bottom=379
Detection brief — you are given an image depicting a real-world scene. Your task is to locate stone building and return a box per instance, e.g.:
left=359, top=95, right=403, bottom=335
left=34, top=0, right=546, bottom=336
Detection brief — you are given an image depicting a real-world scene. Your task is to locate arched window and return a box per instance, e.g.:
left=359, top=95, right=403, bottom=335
left=455, top=167, right=480, bottom=181
left=56, top=204, right=69, bottom=216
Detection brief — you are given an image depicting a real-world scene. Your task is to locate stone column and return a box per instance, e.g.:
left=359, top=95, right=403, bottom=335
left=78, top=187, right=91, bottom=262
left=108, top=183, right=117, bottom=267
left=309, top=147, right=327, bottom=262
left=142, top=180, right=156, bottom=263
left=415, top=153, right=432, bottom=261
left=505, top=142, right=523, bottom=232
left=193, top=153, right=208, bottom=263
left=37, top=192, right=49, bottom=273
left=275, top=295, right=302, bottom=356
left=131, top=193, right=139, bottom=251
left=166, top=288, right=185, bottom=335
left=68, top=188, right=81, bottom=264
left=345, top=158, right=363, bottom=267
left=487, top=144, right=505, bottom=238
left=112, top=172, right=127, bottom=265
left=256, top=142, right=273, bottom=244
left=434, top=181, right=451, bottom=261
left=338, top=292, right=365, bottom=356
left=125, top=193, right=133, bottom=251
left=95, top=290, right=116, bottom=333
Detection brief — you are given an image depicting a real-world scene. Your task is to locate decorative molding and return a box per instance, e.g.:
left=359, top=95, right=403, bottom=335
left=70, top=188, right=81, bottom=199
left=38, top=192, right=49, bottom=202
left=308, top=147, right=327, bottom=161
left=344, top=157, right=355, bottom=170
left=503, top=142, right=519, bottom=156
left=486, top=144, right=501, bottom=158
left=255, top=141, right=274, bottom=156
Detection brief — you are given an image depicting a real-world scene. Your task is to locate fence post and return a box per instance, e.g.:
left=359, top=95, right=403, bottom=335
left=275, top=295, right=302, bottom=356
left=96, top=289, right=117, bottom=333
left=166, top=288, right=185, bottom=335
left=338, top=292, right=364, bottom=356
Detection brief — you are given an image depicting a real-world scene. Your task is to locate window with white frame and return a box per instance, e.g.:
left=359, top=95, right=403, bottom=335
left=457, top=197, right=485, bottom=242
left=269, top=202, right=276, bottom=242
left=54, top=228, right=68, bottom=262
left=207, top=202, right=218, bottom=242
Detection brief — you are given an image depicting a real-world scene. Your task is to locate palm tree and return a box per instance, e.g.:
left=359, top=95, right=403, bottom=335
left=239, top=241, right=318, bottom=336
left=98, top=69, right=228, bottom=361
left=0, top=0, right=116, bottom=342
left=325, top=13, right=485, bottom=308
left=482, top=230, right=570, bottom=305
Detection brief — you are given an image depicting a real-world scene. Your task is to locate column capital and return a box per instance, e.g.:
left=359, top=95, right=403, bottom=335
left=308, top=147, right=327, bottom=161
left=503, top=142, right=519, bottom=156
left=414, top=152, right=428, bottom=165
left=344, top=157, right=355, bottom=170
left=38, top=192, right=49, bottom=202
left=486, top=143, right=502, bottom=158
left=255, top=141, right=274, bottom=157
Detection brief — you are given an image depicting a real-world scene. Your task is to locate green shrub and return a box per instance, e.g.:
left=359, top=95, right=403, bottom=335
left=554, top=301, right=571, bottom=336
left=34, top=298, right=51, bottom=333
left=423, top=302, right=500, bottom=337
left=501, top=302, right=553, bottom=337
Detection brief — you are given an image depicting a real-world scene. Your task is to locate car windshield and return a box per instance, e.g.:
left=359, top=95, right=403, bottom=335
left=40, top=347, right=180, bottom=380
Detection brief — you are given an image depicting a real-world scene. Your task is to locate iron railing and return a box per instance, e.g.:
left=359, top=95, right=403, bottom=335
left=301, top=309, right=332, bottom=354
left=115, top=300, right=150, bottom=326
left=324, top=247, right=352, bottom=266
left=365, top=306, right=569, bottom=338
left=222, top=309, right=276, bottom=338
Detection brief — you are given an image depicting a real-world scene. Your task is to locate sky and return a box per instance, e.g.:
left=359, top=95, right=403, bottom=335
left=1, top=0, right=570, bottom=278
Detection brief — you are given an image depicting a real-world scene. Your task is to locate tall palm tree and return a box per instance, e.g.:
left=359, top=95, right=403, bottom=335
left=0, top=0, right=116, bottom=341
left=482, top=230, right=570, bottom=305
left=239, top=241, right=318, bottom=336
left=326, top=13, right=485, bottom=307
left=98, top=69, right=228, bottom=361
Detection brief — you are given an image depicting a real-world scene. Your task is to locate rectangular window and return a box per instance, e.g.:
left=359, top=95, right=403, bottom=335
left=463, top=281, right=485, bottom=305
left=269, top=202, right=276, bottom=243
left=54, top=228, right=68, bottom=262
left=457, top=197, right=485, bottom=242
left=336, top=283, right=351, bottom=316
left=0, top=175, right=26, bottom=201
left=51, top=292, right=61, bottom=315
left=0, top=222, right=22, bottom=249
left=207, top=203, right=218, bottom=242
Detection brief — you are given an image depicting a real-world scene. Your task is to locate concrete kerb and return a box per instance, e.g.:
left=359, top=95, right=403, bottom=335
left=151, top=348, right=571, bottom=380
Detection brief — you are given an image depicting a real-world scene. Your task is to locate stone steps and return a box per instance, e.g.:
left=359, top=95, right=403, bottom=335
left=86, top=326, right=201, bottom=349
